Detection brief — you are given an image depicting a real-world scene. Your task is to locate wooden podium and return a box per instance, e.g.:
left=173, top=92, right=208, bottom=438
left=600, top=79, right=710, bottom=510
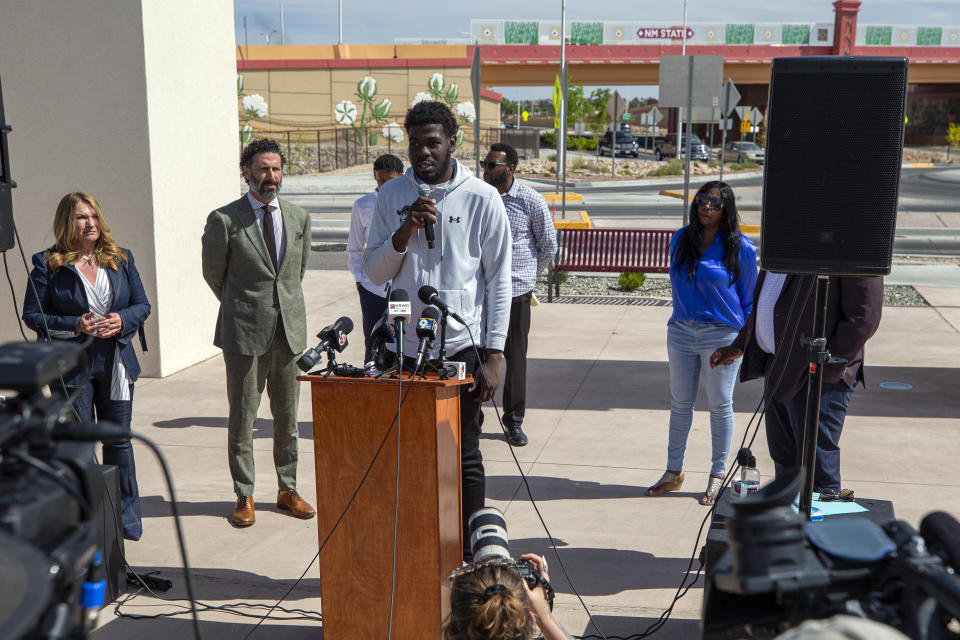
left=299, top=373, right=470, bottom=639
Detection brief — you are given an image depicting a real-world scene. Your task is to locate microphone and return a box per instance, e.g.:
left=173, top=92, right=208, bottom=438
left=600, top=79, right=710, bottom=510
left=388, top=289, right=412, bottom=365
left=297, top=316, right=354, bottom=372
left=413, top=306, right=441, bottom=374
left=364, top=312, right=396, bottom=376
left=417, top=285, right=465, bottom=324
left=418, top=183, right=435, bottom=249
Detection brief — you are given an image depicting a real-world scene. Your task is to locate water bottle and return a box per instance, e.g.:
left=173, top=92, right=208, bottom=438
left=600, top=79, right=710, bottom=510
left=733, top=448, right=761, bottom=499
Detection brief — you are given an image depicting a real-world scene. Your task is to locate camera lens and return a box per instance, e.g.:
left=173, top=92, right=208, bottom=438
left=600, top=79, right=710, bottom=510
left=468, top=507, right=510, bottom=563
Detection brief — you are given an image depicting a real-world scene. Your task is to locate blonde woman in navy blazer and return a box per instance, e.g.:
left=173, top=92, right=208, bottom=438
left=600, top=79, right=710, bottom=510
left=22, top=192, right=151, bottom=541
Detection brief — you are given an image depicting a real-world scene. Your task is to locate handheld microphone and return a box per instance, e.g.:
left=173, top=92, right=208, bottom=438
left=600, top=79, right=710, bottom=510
left=388, top=289, right=412, bottom=365
left=297, top=316, right=354, bottom=372
left=413, top=306, right=441, bottom=374
left=417, top=285, right=465, bottom=324
left=418, top=183, right=435, bottom=249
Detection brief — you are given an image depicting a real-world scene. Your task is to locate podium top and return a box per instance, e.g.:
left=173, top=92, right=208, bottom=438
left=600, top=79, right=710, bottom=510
left=297, top=373, right=473, bottom=388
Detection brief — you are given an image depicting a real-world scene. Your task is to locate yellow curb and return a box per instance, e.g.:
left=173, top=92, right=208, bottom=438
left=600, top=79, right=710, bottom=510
left=542, top=191, right=584, bottom=203
left=910, top=162, right=934, bottom=168
left=741, top=224, right=761, bottom=234
left=659, top=189, right=691, bottom=200
left=554, top=211, right=592, bottom=229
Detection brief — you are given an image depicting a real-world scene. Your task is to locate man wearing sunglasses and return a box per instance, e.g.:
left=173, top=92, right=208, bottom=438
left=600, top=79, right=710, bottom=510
left=482, top=143, right=557, bottom=448
left=710, top=274, right=882, bottom=493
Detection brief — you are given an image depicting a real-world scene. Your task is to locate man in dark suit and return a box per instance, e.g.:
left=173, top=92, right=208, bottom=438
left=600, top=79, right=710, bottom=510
left=711, top=273, right=883, bottom=492
left=202, top=138, right=315, bottom=527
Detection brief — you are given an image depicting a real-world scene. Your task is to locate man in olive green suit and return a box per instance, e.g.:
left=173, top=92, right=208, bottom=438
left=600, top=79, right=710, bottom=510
left=202, top=138, right=316, bottom=527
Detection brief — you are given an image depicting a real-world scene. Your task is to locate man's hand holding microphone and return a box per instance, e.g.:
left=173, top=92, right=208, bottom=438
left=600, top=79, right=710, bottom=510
left=392, top=183, right=436, bottom=252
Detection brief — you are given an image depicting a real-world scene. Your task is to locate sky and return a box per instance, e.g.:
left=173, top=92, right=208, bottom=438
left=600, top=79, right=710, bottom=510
left=233, top=0, right=959, bottom=100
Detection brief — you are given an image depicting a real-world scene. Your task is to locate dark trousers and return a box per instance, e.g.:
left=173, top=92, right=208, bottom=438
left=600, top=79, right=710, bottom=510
left=357, top=285, right=388, bottom=362
left=75, top=338, right=142, bottom=541
left=764, top=378, right=853, bottom=492
left=449, top=347, right=486, bottom=558
left=502, top=292, right=532, bottom=427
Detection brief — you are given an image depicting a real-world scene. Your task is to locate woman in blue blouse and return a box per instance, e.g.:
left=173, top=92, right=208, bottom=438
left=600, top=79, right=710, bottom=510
left=22, top=192, right=151, bottom=540
left=647, top=181, right=757, bottom=505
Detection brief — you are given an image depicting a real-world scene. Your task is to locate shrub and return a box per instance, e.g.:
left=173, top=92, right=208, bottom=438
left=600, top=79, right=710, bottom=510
left=546, top=152, right=557, bottom=162
left=542, top=132, right=557, bottom=148
left=649, top=158, right=684, bottom=176
left=618, top=272, right=646, bottom=291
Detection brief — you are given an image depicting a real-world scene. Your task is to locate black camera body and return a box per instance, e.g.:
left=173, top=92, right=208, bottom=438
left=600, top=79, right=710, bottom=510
left=514, top=558, right=550, bottom=592
left=702, top=470, right=960, bottom=640
left=0, top=341, right=105, bottom=639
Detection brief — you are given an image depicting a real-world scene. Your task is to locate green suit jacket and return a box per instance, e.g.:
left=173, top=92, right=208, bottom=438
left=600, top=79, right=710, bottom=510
left=202, top=196, right=311, bottom=356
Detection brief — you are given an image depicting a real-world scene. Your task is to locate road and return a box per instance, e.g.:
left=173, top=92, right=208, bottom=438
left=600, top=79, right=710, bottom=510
left=286, top=166, right=960, bottom=257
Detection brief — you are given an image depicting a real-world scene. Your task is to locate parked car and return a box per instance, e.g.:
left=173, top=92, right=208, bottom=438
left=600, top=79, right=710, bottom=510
left=598, top=131, right=639, bottom=157
left=724, top=141, right=764, bottom=164
left=655, top=133, right=711, bottom=162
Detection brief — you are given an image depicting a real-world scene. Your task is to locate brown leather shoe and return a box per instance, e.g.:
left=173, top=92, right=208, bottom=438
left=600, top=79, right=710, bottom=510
left=277, top=490, right=316, bottom=519
left=232, top=496, right=255, bottom=527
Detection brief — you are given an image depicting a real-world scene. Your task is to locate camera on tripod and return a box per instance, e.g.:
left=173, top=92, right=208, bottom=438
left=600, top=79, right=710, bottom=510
left=702, top=468, right=960, bottom=640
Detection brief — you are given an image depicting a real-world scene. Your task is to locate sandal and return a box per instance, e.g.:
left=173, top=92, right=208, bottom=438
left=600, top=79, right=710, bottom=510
left=699, top=475, right=724, bottom=506
left=646, top=470, right=685, bottom=497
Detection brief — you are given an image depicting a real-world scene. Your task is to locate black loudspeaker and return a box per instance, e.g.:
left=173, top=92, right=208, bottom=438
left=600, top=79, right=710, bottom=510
left=95, top=464, right=128, bottom=603
left=1, top=75, right=15, bottom=252
left=760, top=56, right=907, bottom=276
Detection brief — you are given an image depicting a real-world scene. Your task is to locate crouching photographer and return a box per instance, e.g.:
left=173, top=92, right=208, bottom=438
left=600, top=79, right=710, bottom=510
left=443, top=508, right=571, bottom=640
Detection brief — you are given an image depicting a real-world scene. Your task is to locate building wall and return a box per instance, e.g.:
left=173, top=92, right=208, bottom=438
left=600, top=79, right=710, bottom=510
left=0, top=0, right=238, bottom=377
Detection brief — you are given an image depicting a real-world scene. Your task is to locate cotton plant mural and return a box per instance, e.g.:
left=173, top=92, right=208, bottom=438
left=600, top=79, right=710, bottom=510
left=334, top=75, right=400, bottom=145
left=237, top=75, right=268, bottom=144
left=413, top=73, right=476, bottom=147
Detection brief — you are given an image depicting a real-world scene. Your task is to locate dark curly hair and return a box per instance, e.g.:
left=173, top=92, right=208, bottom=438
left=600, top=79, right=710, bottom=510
left=442, top=563, right=535, bottom=640
left=373, top=153, right=404, bottom=174
left=405, top=100, right=458, bottom=137
left=489, top=142, right=519, bottom=168
left=672, top=180, right=744, bottom=284
left=240, top=138, right=286, bottom=170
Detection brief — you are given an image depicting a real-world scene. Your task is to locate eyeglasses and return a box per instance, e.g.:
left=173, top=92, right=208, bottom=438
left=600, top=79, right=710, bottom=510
left=818, top=488, right=855, bottom=502
left=482, top=161, right=509, bottom=170
left=695, top=194, right=724, bottom=211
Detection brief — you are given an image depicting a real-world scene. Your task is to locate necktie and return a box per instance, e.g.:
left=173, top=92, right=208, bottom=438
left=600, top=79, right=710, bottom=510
left=261, top=204, right=278, bottom=271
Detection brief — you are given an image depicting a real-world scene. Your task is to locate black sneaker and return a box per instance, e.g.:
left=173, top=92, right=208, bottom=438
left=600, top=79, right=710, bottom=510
left=506, top=424, right=528, bottom=447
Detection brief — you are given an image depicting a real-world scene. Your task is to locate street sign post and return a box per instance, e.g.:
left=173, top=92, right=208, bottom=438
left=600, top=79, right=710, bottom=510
left=718, top=79, right=741, bottom=181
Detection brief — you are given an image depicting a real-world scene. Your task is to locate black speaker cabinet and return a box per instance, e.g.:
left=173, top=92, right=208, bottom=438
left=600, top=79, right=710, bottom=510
left=760, top=56, right=907, bottom=276
left=95, top=464, right=127, bottom=603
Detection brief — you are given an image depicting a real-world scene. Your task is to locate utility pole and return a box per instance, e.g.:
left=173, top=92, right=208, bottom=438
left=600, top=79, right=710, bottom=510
left=279, top=0, right=285, bottom=45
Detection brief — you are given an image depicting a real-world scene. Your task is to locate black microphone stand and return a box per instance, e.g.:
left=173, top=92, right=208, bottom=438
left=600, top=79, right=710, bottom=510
left=797, top=276, right=847, bottom=520
left=438, top=311, right=448, bottom=362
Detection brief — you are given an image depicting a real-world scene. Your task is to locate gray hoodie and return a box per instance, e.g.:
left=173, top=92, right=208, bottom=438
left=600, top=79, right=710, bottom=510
left=363, top=160, right=512, bottom=358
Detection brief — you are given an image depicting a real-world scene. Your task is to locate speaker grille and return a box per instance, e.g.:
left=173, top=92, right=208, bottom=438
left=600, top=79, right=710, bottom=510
left=760, top=57, right=907, bottom=275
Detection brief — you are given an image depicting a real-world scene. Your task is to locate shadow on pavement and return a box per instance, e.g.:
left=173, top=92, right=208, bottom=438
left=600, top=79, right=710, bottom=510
left=580, top=615, right=700, bottom=640
left=509, top=537, right=702, bottom=595
left=152, top=417, right=315, bottom=440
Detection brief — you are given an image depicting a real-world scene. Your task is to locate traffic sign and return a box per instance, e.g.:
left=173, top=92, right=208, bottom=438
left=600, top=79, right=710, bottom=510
left=740, top=121, right=751, bottom=133
left=746, top=107, right=764, bottom=125
left=649, top=106, right=664, bottom=125
left=522, top=110, right=529, bottom=122
left=720, top=79, right=741, bottom=117
left=606, top=92, right=627, bottom=119
left=622, top=113, right=632, bottom=120
left=734, top=105, right=752, bottom=121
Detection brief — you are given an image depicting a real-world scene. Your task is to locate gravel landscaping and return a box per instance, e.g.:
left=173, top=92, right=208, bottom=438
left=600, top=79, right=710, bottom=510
left=533, top=274, right=928, bottom=307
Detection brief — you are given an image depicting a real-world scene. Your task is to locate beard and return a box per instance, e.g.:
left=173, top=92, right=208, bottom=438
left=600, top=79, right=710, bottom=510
left=249, top=175, right=282, bottom=200
left=414, top=147, right=453, bottom=183
left=485, top=170, right=509, bottom=189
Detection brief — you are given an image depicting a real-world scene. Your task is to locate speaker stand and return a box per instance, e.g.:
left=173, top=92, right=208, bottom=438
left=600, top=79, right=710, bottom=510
left=797, top=276, right=848, bottom=519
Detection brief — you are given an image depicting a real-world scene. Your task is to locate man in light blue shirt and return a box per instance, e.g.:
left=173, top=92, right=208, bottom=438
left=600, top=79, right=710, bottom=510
left=346, top=154, right=403, bottom=361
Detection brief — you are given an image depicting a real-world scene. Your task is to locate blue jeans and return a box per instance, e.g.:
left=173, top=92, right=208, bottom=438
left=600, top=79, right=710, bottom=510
left=74, top=338, right=143, bottom=541
left=667, top=321, right=742, bottom=476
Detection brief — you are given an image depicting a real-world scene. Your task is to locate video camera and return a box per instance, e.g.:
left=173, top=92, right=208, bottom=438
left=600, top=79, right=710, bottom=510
left=0, top=340, right=112, bottom=639
left=702, top=469, right=960, bottom=640
left=465, top=507, right=555, bottom=609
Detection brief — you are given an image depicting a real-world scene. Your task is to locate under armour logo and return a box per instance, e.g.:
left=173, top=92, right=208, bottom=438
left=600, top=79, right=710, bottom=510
left=449, top=216, right=461, bottom=223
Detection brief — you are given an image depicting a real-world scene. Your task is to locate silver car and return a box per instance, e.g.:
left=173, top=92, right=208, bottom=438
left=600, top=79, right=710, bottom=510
left=725, top=141, right=764, bottom=164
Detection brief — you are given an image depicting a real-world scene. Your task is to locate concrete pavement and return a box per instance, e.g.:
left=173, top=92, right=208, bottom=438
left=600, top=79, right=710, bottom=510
left=90, top=255, right=960, bottom=638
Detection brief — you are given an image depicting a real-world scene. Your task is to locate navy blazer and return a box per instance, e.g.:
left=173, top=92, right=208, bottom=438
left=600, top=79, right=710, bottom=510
left=22, top=249, right=151, bottom=382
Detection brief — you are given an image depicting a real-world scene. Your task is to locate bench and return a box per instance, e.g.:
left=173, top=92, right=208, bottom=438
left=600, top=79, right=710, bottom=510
left=550, top=228, right=676, bottom=297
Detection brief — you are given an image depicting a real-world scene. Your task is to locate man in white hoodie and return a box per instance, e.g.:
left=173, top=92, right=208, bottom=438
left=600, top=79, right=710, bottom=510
left=364, top=101, right=512, bottom=555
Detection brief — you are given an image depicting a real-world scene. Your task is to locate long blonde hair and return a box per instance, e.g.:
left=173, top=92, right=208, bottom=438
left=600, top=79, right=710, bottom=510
left=43, top=192, right=127, bottom=272
left=443, top=562, right=535, bottom=640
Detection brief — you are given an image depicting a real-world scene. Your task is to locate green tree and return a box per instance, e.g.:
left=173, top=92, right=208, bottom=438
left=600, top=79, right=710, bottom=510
left=947, top=121, right=960, bottom=161
left=567, top=84, right=591, bottom=132
left=588, top=88, right=611, bottom=133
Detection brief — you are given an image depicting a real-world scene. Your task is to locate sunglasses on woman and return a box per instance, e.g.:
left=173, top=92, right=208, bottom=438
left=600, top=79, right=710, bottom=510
left=695, top=194, right=724, bottom=211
